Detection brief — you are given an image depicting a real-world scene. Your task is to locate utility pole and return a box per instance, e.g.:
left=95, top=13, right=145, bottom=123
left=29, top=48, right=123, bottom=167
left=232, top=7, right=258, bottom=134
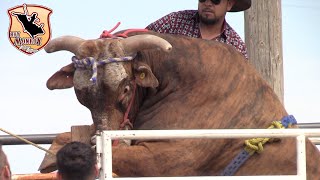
left=244, top=0, right=284, bottom=103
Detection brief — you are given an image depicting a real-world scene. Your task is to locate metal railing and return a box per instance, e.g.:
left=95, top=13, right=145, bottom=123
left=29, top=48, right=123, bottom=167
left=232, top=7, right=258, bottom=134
left=0, top=134, right=56, bottom=145
left=1, top=123, right=319, bottom=145
left=298, top=123, right=320, bottom=129
left=0, top=123, right=319, bottom=180
left=97, top=129, right=320, bottom=180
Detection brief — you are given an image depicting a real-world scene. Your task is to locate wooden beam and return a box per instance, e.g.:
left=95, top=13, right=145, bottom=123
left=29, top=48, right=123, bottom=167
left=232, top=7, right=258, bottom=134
left=244, top=0, right=284, bottom=103
left=71, top=125, right=92, bottom=144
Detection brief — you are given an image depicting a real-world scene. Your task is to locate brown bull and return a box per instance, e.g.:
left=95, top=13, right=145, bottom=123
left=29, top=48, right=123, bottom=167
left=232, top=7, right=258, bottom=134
left=41, top=31, right=320, bottom=178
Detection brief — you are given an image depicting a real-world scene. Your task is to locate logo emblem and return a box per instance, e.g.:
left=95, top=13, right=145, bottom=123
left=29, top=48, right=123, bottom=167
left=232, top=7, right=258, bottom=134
left=8, top=4, right=52, bottom=55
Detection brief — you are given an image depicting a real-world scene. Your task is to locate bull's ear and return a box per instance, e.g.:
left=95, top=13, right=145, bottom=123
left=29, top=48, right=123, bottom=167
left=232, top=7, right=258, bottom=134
left=133, top=61, right=159, bottom=88
left=46, top=63, right=75, bottom=90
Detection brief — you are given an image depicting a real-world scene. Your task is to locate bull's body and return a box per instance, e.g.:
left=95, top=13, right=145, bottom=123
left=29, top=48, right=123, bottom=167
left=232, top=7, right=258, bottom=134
left=42, top=31, right=320, bottom=178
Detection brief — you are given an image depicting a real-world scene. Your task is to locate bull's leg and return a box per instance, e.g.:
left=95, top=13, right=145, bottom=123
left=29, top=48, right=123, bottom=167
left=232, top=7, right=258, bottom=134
left=38, top=132, right=71, bottom=173
left=112, top=141, right=210, bottom=177
left=38, top=125, right=95, bottom=173
left=112, top=144, right=162, bottom=176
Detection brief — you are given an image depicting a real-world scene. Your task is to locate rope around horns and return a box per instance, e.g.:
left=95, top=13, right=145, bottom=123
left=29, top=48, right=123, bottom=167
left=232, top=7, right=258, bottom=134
left=72, top=55, right=135, bottom=83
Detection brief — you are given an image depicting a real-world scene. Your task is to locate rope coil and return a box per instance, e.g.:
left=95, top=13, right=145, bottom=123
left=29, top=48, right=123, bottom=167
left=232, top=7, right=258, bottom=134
left=244, top=116, right=297, bottom=155
left=244, top=121, right=284, bottom=154
left=221, top=115, right=298, bottom=176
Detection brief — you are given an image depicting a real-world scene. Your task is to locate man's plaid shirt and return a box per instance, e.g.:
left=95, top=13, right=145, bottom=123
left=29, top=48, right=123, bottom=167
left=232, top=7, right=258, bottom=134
left=146, top=10, right=248, bottom=59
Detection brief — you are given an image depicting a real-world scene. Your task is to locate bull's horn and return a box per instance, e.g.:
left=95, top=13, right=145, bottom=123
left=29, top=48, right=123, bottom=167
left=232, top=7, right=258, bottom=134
left=121, top=34, right=172, bottom=54
left=45, top=36, right=85, bottom=54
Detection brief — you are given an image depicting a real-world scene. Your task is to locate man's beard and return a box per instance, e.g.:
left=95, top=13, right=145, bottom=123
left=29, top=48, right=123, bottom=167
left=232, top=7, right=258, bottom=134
left=199, top=15, right=218, bottom=25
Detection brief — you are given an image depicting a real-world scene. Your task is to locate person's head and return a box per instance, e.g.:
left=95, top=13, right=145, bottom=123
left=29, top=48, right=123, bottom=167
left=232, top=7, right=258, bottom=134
left=0, top=145, right=11, bottom=180
left=56, top=142, right=98, bottom=180
left=198, top=0, right=251, bottom=25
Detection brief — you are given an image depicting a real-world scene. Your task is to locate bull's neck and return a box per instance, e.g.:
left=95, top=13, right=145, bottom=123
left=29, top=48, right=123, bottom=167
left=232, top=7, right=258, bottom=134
left=91, top=111, right=112, bottom=131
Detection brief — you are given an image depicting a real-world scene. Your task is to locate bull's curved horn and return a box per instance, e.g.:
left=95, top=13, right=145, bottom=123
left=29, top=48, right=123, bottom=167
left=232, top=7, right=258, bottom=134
left=121, top=34, right=172, bottom=54
left=44, top=36, right=85, bottom=54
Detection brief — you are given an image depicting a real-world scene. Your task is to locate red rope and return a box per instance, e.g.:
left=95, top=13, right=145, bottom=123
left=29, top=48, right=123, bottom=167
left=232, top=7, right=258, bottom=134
left=99, top=22, right=146, bottom=146
left=100, top=22, right=121, bottom=38
left=112, top=81, right=137, bottom=146
left=100, top=22, right=149, bottom=38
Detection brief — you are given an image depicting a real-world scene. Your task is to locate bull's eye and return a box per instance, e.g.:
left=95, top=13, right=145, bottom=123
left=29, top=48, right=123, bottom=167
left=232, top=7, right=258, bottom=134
left=117, top=85, right=131, bottom=111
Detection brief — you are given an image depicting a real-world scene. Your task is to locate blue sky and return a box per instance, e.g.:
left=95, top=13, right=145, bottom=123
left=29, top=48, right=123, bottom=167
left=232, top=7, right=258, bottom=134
left=0, top=0, right=319, bottom=174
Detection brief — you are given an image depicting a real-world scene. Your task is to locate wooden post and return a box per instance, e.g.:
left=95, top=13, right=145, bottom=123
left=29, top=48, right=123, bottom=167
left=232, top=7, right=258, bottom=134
left=71, top=125, right=92, bottom=144
left=244, top=0, right=284, bottom=103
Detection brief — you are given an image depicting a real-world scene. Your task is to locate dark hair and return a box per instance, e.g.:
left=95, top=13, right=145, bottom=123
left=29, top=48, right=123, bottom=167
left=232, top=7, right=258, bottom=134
left=56, top=142, right=96, bottom=180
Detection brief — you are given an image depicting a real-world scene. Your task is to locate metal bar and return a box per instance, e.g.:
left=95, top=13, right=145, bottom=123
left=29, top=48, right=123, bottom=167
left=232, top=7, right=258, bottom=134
left=309, top=137, right=320, bottom=145
left=297, top=123, right=320, bottom=129
left=109, top=176, right=301, bottom=180
left=296, top=135, right=307, bottom=180
left=96, top=134, right=103, bottom=178
left=104, top=129, right=320, bottom=140
left=102, top=131, right=113, bottom=179
left=0, top=134, right=56, bottom=145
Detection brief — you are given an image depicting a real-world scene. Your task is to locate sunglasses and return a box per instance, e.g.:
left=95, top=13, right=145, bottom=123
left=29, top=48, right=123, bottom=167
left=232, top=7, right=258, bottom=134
left=199, top=0, right=221, bottom=5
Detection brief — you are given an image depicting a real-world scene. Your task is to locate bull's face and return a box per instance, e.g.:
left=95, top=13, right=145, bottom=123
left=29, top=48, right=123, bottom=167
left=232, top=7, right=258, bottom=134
left=45, top=35, right=171, bottom=131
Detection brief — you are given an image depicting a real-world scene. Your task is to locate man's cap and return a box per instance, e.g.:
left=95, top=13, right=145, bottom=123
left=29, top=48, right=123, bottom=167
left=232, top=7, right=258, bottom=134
left=229, top=0, right=251, bottom=12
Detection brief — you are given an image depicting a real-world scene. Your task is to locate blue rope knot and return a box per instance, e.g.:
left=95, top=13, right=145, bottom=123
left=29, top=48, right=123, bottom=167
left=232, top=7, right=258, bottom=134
left=281, top=115, right=297, bottom=128
left=71, top=55, right=135, bottom=83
